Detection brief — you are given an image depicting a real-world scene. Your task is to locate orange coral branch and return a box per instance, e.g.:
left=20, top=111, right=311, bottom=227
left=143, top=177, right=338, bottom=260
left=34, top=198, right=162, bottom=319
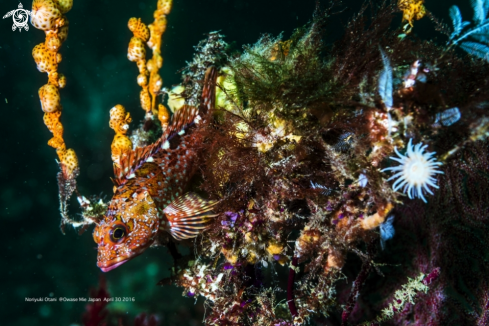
left=110, top=0, right=172, bottom=165
left=31, top=0, right=78, bottom=180
left=126, top=0, right=171, bottom=119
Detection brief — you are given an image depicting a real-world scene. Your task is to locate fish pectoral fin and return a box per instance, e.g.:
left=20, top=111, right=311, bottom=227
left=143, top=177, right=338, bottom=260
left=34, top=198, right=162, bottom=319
left=163, top=192, right=218, bottom=241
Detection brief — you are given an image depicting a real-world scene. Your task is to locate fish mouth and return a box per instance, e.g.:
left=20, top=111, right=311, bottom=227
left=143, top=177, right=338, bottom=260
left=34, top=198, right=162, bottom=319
left=97, top=248, right=146, bottom=272
left=99, top=259, right=129, bottom=272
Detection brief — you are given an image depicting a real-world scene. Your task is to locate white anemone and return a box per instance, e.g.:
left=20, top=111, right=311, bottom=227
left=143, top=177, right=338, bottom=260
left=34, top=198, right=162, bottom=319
left=382, top=139, right=443, bottom=203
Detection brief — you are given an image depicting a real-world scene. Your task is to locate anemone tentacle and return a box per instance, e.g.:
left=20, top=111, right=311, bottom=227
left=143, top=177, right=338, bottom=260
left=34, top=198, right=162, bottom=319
left=382, top=139, right=443, bottom=203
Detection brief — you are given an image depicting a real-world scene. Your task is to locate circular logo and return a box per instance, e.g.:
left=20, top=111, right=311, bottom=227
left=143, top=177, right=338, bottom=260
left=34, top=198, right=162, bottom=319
left=3, top=3, right=31, bottom=32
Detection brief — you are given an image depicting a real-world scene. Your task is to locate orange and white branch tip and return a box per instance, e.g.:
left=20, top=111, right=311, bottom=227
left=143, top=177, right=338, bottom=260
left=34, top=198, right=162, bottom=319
left=31, top=0, right=78, bottom=179
left=109, top=0, right=172, bottom=165
left=109, top=105, right=133, bottom=166
left=126, top=0, right=172, bottom=117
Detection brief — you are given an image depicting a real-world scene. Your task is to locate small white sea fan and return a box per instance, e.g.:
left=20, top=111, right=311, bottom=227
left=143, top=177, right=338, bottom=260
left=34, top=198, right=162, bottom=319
left=382, top=139, right=443, bottom=203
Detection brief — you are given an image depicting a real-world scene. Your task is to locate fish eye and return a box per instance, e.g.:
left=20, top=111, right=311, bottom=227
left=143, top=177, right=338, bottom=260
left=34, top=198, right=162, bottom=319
left=110, top=224, right=127, bottom=243
left=113, top=228, right=125, bottom=238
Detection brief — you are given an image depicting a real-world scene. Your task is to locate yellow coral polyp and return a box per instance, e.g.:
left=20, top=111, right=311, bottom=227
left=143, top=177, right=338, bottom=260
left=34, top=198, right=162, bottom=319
left=398, top=0, right=426, bottom=28
left=149, top=71, right=163, bottom=95
left=266, top=242, right=284, bottom=256
left=154, top=0, right=172, bottom=16
left=140, top=88, right=152, bottom=112
left=47, top=136, right=65, bottom=150
left=32, top=43, right=58, bottom=73
left=39, top=84, right=62, bottom=113
left=31, top=0, right=62, bottom=31
left=158, top=104, right=170, bottom=131
left=109, top=104, right=132, bottom=134
left=111, top=134, right=133, bottom=163
left=57, top=22, right=69, bottom=43
left=109, top=105, right=133, bottom=164
left=53, top=0, right=73, bottom=14
left=128, top=18, right=150, bottom=42
left=128, top=36, right=147, bottom=62
left=58, top=74, right=66, bottom=88
left=137, top=74, right=148, bottom=87
left=58, top=148, right=79, bottom=178
left=43, top=111, right=61, bottom=133
left=45, top=31, right=62, bottom=51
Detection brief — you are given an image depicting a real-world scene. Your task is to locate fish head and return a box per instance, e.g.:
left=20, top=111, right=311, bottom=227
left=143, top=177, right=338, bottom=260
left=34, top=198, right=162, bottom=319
left=93, top=189, right=160, bottom=272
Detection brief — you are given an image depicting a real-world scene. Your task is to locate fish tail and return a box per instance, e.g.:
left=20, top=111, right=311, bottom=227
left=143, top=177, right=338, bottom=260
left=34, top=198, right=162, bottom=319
left=163, top=192, right=218, bottom=241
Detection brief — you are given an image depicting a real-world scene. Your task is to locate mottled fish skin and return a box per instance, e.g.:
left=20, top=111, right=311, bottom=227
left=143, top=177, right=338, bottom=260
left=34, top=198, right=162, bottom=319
left=93, top=67, right=217, bottom=272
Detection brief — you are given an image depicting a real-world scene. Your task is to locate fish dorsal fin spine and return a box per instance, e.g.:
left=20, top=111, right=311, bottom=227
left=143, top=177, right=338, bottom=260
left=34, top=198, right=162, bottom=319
left=113, top=66, right=218, bottom=184
left=113, top=104, right=199, bottom=182
left=200, top=66, right=218, bottom=117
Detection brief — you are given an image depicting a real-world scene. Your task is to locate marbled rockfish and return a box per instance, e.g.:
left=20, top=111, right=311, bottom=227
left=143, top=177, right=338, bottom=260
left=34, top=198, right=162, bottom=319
left=93, top=67, right=217, bottom=272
